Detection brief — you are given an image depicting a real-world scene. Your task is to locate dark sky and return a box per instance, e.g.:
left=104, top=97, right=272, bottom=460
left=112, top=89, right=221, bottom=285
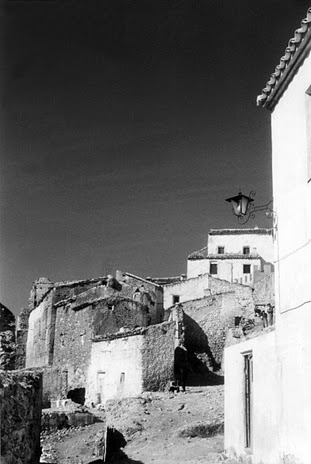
left=1, top=0, right=309, bottom=315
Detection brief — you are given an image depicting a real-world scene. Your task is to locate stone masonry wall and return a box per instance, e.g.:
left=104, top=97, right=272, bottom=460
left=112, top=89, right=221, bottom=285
left=182, top=296, right=224, bottom=370
left=182, top=289, right=254, bottom=370
left=253, top=270, right=275, bottom=306
left=141, top=322, right=175, bottom=391
left=116, top=271, right=164, bottom=323
left=52, top=304, right=94, bottom=395
left=0, top=332, right=16, bottom=370
left=51, top=297, right=147, bottom=400
left=16, top=307, right=31, bottom=369
left=92, top=300, right=148, bottom=336
left=208, top=276, right=254, bottom=317
left=0, top=369, right=42, bottom=464
left=0, top=304, right=16, bottom=370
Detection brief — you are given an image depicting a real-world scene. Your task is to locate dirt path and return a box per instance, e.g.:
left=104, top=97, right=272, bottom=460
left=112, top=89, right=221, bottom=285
left=40, top=385, right=238, bottom=464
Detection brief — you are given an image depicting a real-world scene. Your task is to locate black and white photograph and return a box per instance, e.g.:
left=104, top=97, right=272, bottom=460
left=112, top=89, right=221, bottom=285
left=1, top=1, right=311, bottom=463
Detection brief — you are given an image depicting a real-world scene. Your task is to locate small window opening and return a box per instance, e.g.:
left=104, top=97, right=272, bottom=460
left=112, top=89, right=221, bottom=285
left=210, top=263, right=218, bottom=275
left=173, top=295, right=180, bottom=304
left=217, top=246, right=225, bottom=254
left=243, top=246, right=250, bottom=255
left=120, top=372, right=125, bottom=383
left=243, top=264, right=251, bottom=274
left=235, top=316, right=242, bottom=326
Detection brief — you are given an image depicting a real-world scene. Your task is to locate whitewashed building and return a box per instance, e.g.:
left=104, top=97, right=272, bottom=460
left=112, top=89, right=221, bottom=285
left=225, top=8, right=311, bottom=464
left=187, top=228, right=273, bottom=285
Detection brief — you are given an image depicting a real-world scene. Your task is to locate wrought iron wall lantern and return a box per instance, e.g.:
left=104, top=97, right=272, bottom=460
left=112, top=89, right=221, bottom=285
left=225, top=191, right=273, bottom=224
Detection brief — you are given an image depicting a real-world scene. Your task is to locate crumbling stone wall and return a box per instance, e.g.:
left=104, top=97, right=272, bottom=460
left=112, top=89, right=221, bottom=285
left=15, top=307, right=31, bottom=369
left=253, top=269, right=275, bottom=306
left=52, top=303, right=95, bottom=396
left=207, top=276, right=254, bottom=316
left=29, top=277, right=54, bottom=310
left=116, top=271, right=164, bottom=323
left=40, top=366, right=68, bottom=406
left=182, top=296, right=224, bottom=370
left=25, top=273, right=165, bottom=404
left=0, top=369, right=42, bottom=464
left=39, top=296, right=148, bottom=401
left=182, top=290, right=254, bottom=370
left=141, top=322, right=175, bottom=390
left=0, top=304, right=16, bottom=370
left=92, top=298, right=149, bottom=335
left=0, top=332, right=16, bottom=370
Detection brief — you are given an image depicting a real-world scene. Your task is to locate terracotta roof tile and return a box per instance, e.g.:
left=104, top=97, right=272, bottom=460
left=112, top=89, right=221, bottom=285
left=188, top=246, right=208, bottom=259
left=257, top=7, right=311, bottom=109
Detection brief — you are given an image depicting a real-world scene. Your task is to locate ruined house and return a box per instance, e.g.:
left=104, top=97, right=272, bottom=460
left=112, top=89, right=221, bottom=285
left=22, top=272, right=176, bottom=406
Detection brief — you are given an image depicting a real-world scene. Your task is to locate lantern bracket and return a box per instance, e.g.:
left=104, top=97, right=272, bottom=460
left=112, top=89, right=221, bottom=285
left=225, top=190, right=273, bottom=224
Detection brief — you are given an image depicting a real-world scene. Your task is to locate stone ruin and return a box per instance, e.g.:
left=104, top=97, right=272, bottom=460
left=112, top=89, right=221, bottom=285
left=0, top=369, right=42, bottom=464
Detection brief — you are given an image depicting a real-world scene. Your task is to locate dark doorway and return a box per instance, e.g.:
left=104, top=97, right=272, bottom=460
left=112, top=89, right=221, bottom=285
left=244, top=352, right=253, bottom=449
left=67, top=387, right=85, bottom=405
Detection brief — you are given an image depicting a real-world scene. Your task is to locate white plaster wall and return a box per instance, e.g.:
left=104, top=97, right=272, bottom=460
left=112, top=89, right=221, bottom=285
left=224, top=330, right=279, bottom=464
left=187, top=258, right=262, bottom=285
left=208, top=231, right=274, bottom=263
left=187, top=259, right=209, bottom=279
left=269, top=52, right=311, bottom=464
left=275, top=304, right=311, bottom=464
left=271, top=53, right=311, bottom=314
left=86, top=335, right=144, bottom=405
left=211, top=258, right=262, bottom=285
left=163, top=274, right=209, bottom=309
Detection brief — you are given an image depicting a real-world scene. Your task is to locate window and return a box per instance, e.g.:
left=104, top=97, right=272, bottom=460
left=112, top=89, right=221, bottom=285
left=120, top=372, right=125, bottom=384
left=210, top=262, right=218, bottom=275
left=244, top=352, right=253, bottom=448
left=243, top=264, right=251, bottom=274
left=306, top=85, right=311, bottom=182
left=217, top=246, right=225, bottom=254
left=172, top=295, right=180, bottom=304
left=243, top=246, right=250, bottom=255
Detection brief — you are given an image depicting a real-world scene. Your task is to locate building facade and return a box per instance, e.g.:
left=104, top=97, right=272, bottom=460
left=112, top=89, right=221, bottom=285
left=23, top=272, right=171, bottom=406
left=225, top=8, right=311, bottom=464
left=187, top=228, right=273, bottom=286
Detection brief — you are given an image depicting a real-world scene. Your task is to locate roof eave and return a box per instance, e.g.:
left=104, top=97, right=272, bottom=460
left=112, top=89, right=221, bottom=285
left=259, top=26, right=311, bottom=112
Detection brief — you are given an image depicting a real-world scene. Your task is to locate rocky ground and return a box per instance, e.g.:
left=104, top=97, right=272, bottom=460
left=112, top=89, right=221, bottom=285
left=40, top=385, right=239, bottom=464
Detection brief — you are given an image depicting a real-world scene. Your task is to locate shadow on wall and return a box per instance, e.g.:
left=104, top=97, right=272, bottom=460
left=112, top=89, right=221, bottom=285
left=183, top=313, right=224, bottom=386
left=187, top=353, right=224, bottom=386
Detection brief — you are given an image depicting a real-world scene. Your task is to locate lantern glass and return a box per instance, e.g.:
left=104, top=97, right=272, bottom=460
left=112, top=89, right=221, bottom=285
left=225, top=192, right=254, bottom=217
